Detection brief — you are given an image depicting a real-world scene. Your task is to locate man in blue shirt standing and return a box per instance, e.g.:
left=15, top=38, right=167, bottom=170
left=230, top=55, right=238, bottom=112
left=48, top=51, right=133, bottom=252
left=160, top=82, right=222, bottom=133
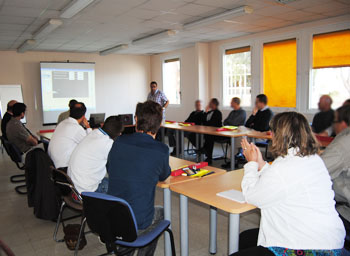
left=107, top=100, right=171, bottom=255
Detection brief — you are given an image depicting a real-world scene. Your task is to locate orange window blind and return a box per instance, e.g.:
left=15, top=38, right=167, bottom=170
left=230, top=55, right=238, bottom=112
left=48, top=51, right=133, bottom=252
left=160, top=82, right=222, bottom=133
left=263, top=39, right=297, bottom=108
left=313, top=29, right=350, bottom=69
left=225, top=46, right=250, bottom=55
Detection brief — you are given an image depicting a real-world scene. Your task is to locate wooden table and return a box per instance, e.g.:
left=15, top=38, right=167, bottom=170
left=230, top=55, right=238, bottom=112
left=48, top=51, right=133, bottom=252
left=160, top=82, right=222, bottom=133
left=163, top=123, right=250, bottom=170
left=160, top=157, right=226, bottom=256
left=37, top=131, right=53, bottom=141
left=170, top=170, right=256, bottom=255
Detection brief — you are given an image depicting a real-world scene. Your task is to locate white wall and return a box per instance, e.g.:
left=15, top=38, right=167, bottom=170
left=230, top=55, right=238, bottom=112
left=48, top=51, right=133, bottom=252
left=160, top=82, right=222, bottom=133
left=0, top=51, right=151, bottom=132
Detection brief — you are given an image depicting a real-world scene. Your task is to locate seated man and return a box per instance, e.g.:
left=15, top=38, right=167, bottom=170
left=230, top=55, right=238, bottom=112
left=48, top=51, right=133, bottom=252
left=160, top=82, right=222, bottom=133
left=321, top=105, right=350, bottom=240
left=312, top=95, right=334, bottom=135
left=168, top=99, right=204, bottom=155
left=6, top=103, right=39, bottom=153
left=107, top=100, right=171, bottom=255
left=1, top=100, right=17, bottom=139
left=48, top=102, right=91, bottom=169
left=68, top=116, right=124, bottom=194
left=57, top=99, right=77, bottom=124
left=224, top=97, right=246, bottom=126
left=200, top=98, right=222, bottom=164
left=245, top=94, right=273, bottom=132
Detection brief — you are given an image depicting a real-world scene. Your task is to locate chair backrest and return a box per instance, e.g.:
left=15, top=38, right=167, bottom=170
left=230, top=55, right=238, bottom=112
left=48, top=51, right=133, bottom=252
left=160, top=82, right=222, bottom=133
left=81, top=192, right=138, bottom=244
left=50, top=167, right=82, bottom=203
left=0, top=136, right=24, bottom=168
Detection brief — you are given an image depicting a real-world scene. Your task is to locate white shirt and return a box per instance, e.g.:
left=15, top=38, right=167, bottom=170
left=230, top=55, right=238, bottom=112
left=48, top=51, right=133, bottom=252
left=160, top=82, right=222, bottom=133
left=48, top=117, right=91, bottom=168
left=68, top=129, right=113, bottom=193
left=242, top=148, right=345, bottom=250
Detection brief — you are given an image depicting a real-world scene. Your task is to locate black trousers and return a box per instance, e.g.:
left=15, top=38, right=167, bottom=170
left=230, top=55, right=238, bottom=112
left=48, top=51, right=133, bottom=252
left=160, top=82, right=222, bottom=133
left=230, top=229, right=274, bottom=256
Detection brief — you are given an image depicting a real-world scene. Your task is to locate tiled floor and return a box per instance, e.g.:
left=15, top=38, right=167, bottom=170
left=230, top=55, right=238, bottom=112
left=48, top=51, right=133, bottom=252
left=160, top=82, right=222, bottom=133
left=0, top=145, right=260, bottom=256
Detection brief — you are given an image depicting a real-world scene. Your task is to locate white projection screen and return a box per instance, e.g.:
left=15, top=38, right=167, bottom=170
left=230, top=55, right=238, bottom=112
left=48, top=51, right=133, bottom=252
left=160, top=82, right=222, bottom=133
left=40, top=62, right=96, bottom=125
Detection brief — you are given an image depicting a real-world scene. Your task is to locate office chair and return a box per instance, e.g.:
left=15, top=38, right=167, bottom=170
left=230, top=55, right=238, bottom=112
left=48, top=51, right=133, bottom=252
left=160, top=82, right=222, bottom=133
left=80, top=192, right=176, bottom=256
left=51, top=167, right=87, bottom=248
left=0, top=136, right=27, bottom=194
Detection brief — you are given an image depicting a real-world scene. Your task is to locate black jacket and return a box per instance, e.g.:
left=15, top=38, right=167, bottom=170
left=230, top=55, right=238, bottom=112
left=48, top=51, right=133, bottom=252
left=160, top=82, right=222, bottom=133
left=203, top=109, right=222, bottom=127
left=25, top=148, right=60, bottom=220
left=1, top=112, right=12, bottom=139
left=312, top=109, right=334, bottom=134
left=245, top=108, right=273, bottom=132
left=185, top=110, right=205, bottom=125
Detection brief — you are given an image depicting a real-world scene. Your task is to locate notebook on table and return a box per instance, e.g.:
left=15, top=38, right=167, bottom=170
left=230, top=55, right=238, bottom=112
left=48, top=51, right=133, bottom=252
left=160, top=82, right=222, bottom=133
left=217, top=189, right=246, bottom=204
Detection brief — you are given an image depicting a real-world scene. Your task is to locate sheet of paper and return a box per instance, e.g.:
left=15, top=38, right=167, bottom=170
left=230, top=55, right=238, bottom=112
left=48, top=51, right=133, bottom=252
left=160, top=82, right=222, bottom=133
left=217, top=189, right=246, bottom=203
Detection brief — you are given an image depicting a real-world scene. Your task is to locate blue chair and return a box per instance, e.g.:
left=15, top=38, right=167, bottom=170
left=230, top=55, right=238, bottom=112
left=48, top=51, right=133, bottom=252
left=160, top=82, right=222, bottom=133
left=79, top=192, right=176, bottom=256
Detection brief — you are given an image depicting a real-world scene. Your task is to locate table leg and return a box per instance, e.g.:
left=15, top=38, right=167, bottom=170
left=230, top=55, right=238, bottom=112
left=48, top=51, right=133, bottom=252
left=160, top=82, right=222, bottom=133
left=163, top=188, right=172, bottom=256
left=161, top=127, right=165, bottom=143
left=228, top=213, right=240, bottom=254
left=230, top=137, right=235, bottom=170
left=181, top=130, right=184, bottom=159
left=200, top=134, right=205, bottom=162
left=196, top=133, right=200, bottom=162
left=209, top=206, right=217, bottom=254
left=180, top=194, right=189, bottom=256
left=175, top=130, right=179, bottom=158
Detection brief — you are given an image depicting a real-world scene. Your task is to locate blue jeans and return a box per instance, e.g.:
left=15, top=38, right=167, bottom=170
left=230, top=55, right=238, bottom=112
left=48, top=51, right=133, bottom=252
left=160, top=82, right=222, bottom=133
left=95, top=177, right=109, bottom=194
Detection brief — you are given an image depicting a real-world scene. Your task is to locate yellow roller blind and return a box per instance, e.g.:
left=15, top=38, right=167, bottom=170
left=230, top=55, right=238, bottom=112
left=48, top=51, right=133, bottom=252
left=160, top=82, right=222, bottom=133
left=313, top=30, right=350, bottom=69
left=225, top=46, right=250, bottom=55
left=263, top=39, right=297, bottom=108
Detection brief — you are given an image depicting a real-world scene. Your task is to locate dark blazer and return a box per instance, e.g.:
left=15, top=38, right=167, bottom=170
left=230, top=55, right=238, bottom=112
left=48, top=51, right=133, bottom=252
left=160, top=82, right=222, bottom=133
left=25, top=148, right=60, bottom=220
left=185, top=110, right=205, bottom=125
left=203, top=109, right=222, bottom=127
left=245, top=108, right=273, bottom=132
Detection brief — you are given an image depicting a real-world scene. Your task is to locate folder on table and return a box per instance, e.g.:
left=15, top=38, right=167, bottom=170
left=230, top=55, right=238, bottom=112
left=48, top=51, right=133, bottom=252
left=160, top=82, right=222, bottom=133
left=216, top=126, right=238, bottom=131
left=217, top=189, right=245, bottom=203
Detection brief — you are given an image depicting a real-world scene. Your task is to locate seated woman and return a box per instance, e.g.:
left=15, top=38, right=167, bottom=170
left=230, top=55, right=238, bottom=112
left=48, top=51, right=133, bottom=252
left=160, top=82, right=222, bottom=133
left=233, top=112, right=345, bottom=256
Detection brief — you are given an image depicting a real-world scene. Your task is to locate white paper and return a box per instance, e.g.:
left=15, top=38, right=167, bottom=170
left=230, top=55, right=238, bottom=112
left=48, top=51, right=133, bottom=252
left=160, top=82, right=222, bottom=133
left=217, top=189, right=246, bottom=203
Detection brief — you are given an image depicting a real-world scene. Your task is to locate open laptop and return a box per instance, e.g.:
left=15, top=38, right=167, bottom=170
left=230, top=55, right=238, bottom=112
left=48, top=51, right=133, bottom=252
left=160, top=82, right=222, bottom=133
left=89, top=113, right=105, bottom=128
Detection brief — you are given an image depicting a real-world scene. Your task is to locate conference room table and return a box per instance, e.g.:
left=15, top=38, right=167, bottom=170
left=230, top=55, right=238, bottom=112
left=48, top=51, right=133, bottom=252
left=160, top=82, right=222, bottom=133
left=170, top=169, right=256, bottom=256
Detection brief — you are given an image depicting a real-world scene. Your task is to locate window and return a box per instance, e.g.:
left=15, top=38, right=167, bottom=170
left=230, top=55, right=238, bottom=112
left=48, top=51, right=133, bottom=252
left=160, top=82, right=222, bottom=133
left=263, top=38, right=297, bottom=108
left=223, top=46, right=251, bottom=107
left=162, top=58, right=181, bottom=105
left=310, top=30, right=350, bottom=109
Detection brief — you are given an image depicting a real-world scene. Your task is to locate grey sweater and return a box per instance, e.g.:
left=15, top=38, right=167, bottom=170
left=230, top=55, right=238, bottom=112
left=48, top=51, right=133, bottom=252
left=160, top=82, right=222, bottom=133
left=223, top=108, right=246, bottom=126
left=321, top=127, right=350, bottom=222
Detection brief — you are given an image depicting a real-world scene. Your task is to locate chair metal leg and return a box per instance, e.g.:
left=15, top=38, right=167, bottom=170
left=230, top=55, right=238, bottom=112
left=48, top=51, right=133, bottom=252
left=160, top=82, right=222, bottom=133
left=54, top=201, right=66, bottom=242
left=10, top=174, right=25, bottom=183
left=166, top=228, right=176, bottom=256
left=74, top=217, right=87, bottom=256
left=14, top=184, right=27, bottom=194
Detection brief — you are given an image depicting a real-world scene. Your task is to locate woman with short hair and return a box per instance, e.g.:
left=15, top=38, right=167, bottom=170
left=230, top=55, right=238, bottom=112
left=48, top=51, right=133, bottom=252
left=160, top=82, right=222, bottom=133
left=232, top=112, right=345, bottom=256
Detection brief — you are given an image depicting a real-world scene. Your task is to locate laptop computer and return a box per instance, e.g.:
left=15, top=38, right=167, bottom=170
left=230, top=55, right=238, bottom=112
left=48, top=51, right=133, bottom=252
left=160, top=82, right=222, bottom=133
left=89, top=113, right=105, bottom=128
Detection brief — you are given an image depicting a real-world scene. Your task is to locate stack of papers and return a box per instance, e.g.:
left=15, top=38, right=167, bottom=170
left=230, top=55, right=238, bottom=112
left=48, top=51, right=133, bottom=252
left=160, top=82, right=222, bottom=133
left=217, top=189, right=246, bottom=203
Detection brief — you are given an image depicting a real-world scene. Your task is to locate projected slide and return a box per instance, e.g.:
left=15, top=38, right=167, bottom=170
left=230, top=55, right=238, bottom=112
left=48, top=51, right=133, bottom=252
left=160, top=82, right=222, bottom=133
left=40, top=62, right=96, bottom=124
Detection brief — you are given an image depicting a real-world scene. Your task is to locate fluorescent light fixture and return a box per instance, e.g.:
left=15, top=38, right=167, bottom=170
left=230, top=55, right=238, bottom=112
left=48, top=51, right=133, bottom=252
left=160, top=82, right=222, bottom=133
left=17, top=39, right=36, bottom=53
left=60, top=0, right=95, bottom=19
left=33, top=19, right=63, bottom=39
left=132, top=30, right=178, bottom=46
left=183, top=5, right=253, bottom=30
left=99, top=44, right=129, bottom=56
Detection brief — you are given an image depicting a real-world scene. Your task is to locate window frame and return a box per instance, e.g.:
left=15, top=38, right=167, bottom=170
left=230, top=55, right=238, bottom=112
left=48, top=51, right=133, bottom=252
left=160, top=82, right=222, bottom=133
left=220, top=40, right=254, bottom=111
left=161, top=55, right=182, bottom=107
left=308, top=27, right=350, bottom=111
left=258, top=32, right=301, bottom=113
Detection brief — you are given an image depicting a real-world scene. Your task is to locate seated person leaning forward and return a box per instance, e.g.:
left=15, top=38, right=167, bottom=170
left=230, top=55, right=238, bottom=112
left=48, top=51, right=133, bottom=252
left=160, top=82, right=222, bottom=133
left=322, top=105, right=350, bottom=240
left=107, top=100, right=171, bottom=256
left=57, top=99, right=77, bottom=124
left=168, top=99, right=205, bottom=156
left=1, top=100, right=17, bottom=140
left=6, top=103, right=39, bottom=155
left=245, top=94, right=273, bottom=132
left=232, top=112, right=345, bottom=256
left=68, top=116, right=124, bottom=194
left=48, top=102, right=91, bottom=169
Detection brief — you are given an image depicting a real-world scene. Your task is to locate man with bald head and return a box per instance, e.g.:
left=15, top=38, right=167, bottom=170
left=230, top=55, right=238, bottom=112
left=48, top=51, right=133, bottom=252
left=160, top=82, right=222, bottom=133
left=1, top=100, right=17, bottom=139
left=312, top=95, right=334, bottom=135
